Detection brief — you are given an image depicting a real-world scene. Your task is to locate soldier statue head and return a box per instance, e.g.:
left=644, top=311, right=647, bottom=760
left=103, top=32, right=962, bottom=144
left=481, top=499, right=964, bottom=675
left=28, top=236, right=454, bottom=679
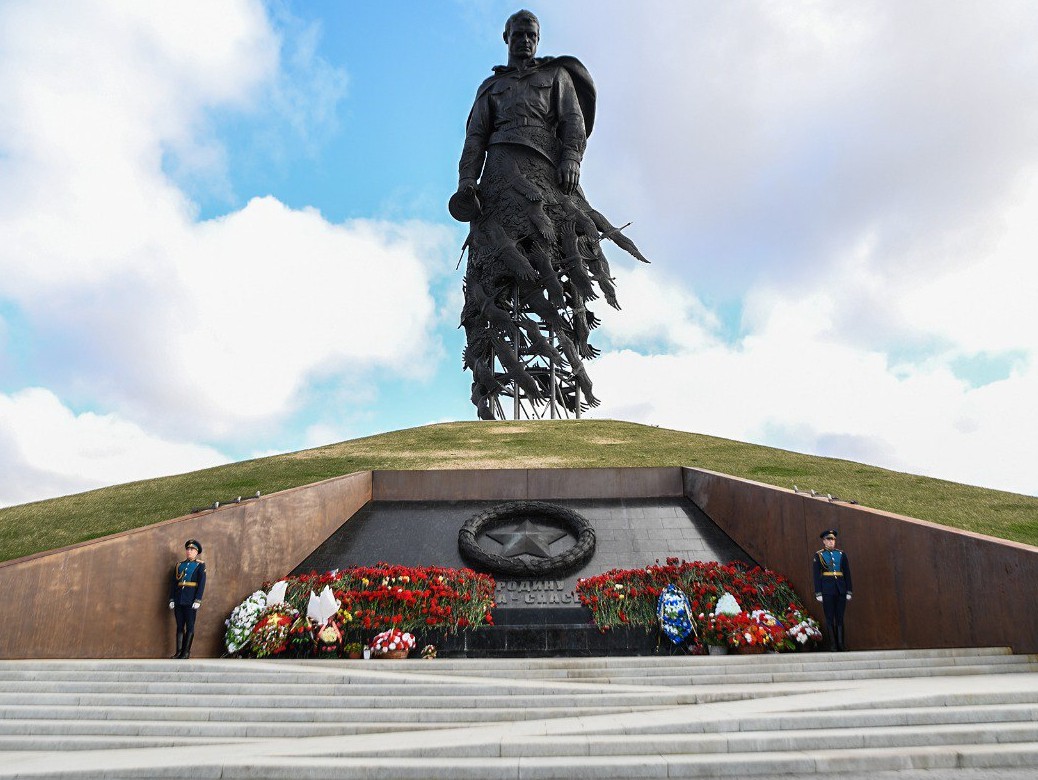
left=504, top=10, right=540, bottom=65
left=503, top=9, right=539, bottom=39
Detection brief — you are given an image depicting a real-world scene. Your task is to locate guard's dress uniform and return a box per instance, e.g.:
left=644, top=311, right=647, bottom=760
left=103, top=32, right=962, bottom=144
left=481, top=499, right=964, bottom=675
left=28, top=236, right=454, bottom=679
left=813, top=545, right=852, bottom=650
left=169, top=554, right=206, bottom=658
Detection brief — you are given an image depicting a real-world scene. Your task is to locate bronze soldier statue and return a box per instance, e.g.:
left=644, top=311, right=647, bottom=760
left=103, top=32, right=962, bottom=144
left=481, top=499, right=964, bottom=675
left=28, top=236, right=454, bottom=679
left=452, top=10, right=649, bottom=420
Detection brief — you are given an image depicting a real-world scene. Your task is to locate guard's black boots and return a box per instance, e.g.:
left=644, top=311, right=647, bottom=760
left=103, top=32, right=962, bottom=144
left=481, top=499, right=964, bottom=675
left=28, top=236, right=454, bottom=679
left=179, top=631, right=194, bottom=659
left=827, top=622, right=838, bottom=651
left=171, top=631, right=183, bottom=659
left=836, top=626, right=846, bottom=652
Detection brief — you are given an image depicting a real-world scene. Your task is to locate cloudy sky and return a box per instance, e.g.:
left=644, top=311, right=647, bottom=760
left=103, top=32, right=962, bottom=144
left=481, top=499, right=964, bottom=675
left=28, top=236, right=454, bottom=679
left=1, top=0, right=1036, bottom=506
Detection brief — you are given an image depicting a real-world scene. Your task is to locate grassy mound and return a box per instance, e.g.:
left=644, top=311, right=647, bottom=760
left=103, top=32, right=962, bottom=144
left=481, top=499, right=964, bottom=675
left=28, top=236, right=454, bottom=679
left=1, top=420, right=1035, bottom=563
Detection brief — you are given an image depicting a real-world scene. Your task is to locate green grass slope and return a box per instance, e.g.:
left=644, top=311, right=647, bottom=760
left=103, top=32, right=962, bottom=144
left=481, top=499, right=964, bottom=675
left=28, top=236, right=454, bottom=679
left=1, top=420, right=1035, bottom=563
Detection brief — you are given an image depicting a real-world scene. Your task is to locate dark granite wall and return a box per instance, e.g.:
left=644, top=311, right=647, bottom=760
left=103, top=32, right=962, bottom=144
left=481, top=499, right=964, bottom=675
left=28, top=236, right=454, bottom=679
left=293, top=497, right=752, bottom=622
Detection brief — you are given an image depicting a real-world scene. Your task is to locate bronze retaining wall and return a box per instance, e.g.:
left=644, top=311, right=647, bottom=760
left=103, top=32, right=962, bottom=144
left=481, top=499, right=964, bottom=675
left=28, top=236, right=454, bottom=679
left=683, top=467, right=1038, bottom=653
left=0, top=471, right=371, bottom=659
left=0, top=465, right=1033, bottom=657
left=371, top=467, right=685, bottom=501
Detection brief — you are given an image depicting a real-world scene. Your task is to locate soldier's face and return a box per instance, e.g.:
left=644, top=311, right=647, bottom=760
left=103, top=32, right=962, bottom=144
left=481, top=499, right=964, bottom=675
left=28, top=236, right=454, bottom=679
left=186, top=547, right=198, bottom=560
left=506, top=20, right=539, bottom=59
left=822, top=536, right=836, bottom=550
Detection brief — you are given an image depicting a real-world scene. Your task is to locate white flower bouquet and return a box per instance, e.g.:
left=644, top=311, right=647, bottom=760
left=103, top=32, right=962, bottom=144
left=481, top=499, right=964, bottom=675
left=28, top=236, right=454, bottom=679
left=788, top=618, right=823, bottom=647
left=224, top=590, right=267, bottom=654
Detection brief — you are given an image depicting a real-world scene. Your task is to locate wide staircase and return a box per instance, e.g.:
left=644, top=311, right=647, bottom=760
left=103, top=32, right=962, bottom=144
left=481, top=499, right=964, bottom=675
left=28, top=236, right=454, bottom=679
left=1, top=647, right=1037, bottom=778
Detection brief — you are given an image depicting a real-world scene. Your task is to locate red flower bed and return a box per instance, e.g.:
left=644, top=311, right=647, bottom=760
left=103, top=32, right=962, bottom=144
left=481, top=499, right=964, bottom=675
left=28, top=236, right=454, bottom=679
left=273, top=563, right=495, bottom=636
left=576, top=558, right=809, bottom=645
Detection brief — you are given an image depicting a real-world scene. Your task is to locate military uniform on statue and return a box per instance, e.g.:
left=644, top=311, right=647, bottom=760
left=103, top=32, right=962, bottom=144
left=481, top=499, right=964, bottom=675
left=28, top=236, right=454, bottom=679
left=168, top=539, right=206, bottom=659
left=812, top=529, right=852, bottom=651
left=452, top=9, right=649, bottom=420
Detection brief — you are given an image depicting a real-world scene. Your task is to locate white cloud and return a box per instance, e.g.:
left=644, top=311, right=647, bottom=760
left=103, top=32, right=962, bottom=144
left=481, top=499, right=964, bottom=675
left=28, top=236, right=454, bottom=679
left=590, top=262, right=1037, bottom=496
left=563, top=1, right=1038, bottom=292
left=0, top=0, right=277, bottom=292
left=0, top=388, right=227, bottom=507
left=0, top=1, right=452, bottom=500
left=593, top=266, right=718, bottom=354
left=891, top=168, right=1038, bottom=356
left=154, top=201, right=446, bottom=435
left=0, top=2, right=449, bottom=429
left=531, top=2, right=1038, bottom=496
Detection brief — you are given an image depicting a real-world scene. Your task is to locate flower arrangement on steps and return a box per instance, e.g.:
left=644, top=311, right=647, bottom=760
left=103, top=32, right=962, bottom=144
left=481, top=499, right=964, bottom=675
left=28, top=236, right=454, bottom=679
left=224, top=563, right=495, bottom=659
left=369, top=628, right=416, bottom=659
left=576, top=558, right=822, bottom=653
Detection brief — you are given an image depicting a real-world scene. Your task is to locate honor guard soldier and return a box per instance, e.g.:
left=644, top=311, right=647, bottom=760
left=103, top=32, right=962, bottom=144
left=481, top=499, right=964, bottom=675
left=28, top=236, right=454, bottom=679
left=168, top=539, right=206, bottom=659
left=812, top=529, right=852, bottom=651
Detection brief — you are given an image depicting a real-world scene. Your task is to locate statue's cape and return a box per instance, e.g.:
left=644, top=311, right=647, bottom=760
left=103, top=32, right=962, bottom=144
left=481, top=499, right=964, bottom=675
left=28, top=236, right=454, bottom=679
left=473, top=55, right=597, bottom=137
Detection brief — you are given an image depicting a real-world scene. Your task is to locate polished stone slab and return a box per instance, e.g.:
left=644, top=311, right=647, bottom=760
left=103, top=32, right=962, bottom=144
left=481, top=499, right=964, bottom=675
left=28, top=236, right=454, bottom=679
left=293, top=497, right=752, bottom=611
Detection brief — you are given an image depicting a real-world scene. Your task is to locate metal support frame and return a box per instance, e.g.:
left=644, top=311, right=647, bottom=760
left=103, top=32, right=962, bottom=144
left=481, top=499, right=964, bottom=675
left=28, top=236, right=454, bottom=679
left=485, top=283, right=588, bottom=421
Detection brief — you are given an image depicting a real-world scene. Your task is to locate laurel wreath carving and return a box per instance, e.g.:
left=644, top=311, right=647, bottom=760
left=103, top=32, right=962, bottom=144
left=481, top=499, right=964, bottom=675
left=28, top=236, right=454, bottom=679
left=458, top=500, right=596, bottom=577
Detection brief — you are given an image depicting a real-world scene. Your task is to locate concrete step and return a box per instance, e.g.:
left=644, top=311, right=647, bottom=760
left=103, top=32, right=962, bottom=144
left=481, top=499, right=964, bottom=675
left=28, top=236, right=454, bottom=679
left=513, top=653, right=1037, bottom=675
left=0, top=703, right=665, bottom=724
left=0, top=733, right=257, bottom=751
left=418, top=657, right=1038, bottom=681
left=584, top=700, right=1038, bottom=737
left=3, top=701, right=1035, bottom=740
left=0, top=670, right=369, bottom=685
left=255, top=722, right=1038, bottom=761
left=106, top=743, right=1038, bottom=779
left=0, top=676, right=723, bottom=695
left=0, top=651, right=1029, bottom=686
left=596, top=661, right=1038, bottom=686
left=0, top=718, right=472, bottom=742
left=0, top=690, right=711, bottom=710
left=490, top=722, right=1038, bottom=759
left=312, top=647, right=1019, bottom=672
left=0, top=673, right=689, bottom=694
left=0, top=646, right=1013, bottom=675
left=407, top=647, right=1018, bottom=669
left=0, top=649, right=1035, bottom=778
left=0, top=680, right=540, bottom=695
left=403, top=646, right=1015, bottom=663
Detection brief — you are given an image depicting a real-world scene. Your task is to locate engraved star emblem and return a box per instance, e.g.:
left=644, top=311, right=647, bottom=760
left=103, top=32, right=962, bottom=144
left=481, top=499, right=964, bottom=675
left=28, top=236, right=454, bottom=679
left=486, top=519, right=568, bottom=558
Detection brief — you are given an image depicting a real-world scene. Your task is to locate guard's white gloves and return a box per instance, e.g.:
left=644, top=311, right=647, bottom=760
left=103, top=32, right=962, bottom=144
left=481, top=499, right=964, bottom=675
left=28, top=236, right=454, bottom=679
left=192, top=601, right=201, bottom=610
left=846, top=593, right=852, bottom=601
left=168, top=601, right=175, bottom=610
left=815, top=595, right=823, bottom=602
